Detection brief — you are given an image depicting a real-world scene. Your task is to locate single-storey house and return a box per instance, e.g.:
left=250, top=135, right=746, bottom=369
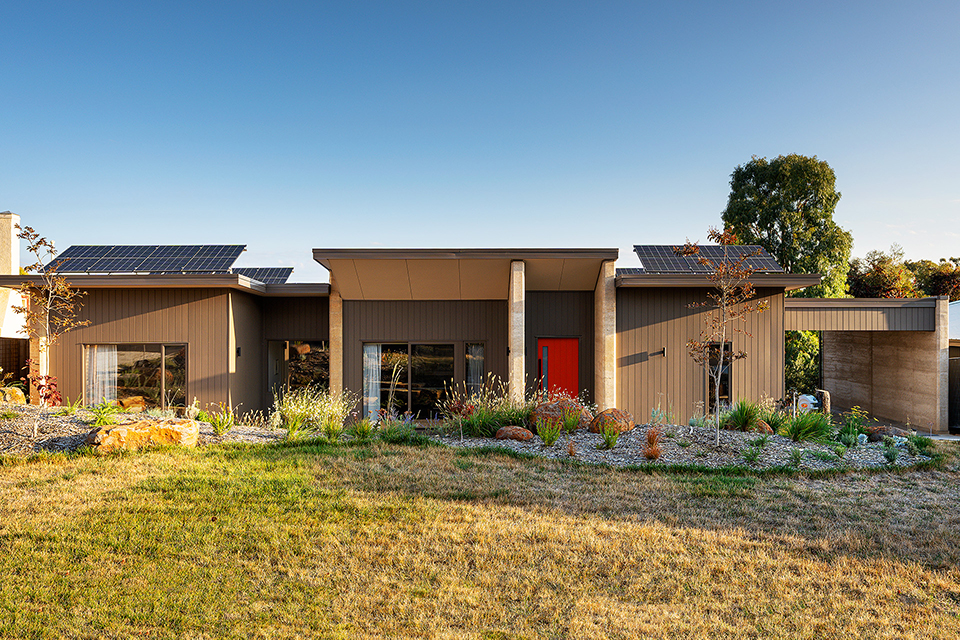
left=0, top=212, right=954, bottom=433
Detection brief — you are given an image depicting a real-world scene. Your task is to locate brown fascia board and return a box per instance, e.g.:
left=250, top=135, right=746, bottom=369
left=784, top=297, right=939, bottom=308
left=615, top=273, right=821, bottom=292
left=312, top=248, right=620, bottom=270
left=0, top=275, right=329, bottom=297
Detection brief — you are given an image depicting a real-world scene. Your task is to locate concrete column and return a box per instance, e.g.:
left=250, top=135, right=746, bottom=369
left=507, top=260, right=525, bottom=402
left=936, top=296, right=949, bottom=433
left=329, top=275, right=343, bottom=397
left=0, top=212, right=20, bottom=340
left=594, top=260, right=617, bottom=411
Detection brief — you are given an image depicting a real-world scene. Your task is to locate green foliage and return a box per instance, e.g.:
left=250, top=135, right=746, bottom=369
left=759, top=408, right=790, bottom=435
left=560, top=408, right=581, bottom=434
left=350, top=418, right=375, bottom=442
left=56, top=396, right=83, bottom=416
left=195, top=409, right=212, bottom=423
left=440, top=375, right=538, bottom=438
left=721, top=154, right=852, bottom=299
left=789, top=448, right=805, bottom=466
left=379, top=419, right=416, bottom=444
left=831, top=445, right=846, bottom=458
left=88, top=400, right=121, bottom=427
left=906, top=434, right=933, bottom=457
left=208, top=403, right=236, bottom=436
left=847, top=245, right=920, bottom=298
left=688, top=415, right=707, bottom=429
left=785, top=330, right=820, bottom=393
left=270, top=386, right=360, bottom=441
left=810, top=450, right=839, bottom=463
left=782, top=412, right=832, bottom=442
left=837, top=425, right=860, bottom=448
left=743, top=447, right=761, bottom=464
left=536, top=418, right=562, bottom=447
left=747, top=435, right=769, bottom=448
left=883, top=446, right=899, bottom=465
left=0, top=411, right=17, bottom=420
left=597, top=424, right=619, bottom=450
left=723, top=399, right=760, bottom=432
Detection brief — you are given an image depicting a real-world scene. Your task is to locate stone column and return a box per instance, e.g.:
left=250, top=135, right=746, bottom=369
left=508, top=260, right=525, bottom=402
left=0, top=212, right=20, bottom=340
left=329, top=275, right=343, bottom=397
left=594, top=260, right=617, bottom=411
left=935, top=296, right=949, bottom=433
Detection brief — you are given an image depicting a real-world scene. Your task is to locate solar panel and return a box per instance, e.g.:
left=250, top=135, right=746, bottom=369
left=633, top=245, right=784, bottom=274
left=232, top=267, right=294, bottom=284
left=48, top=245, right=246, bottom=274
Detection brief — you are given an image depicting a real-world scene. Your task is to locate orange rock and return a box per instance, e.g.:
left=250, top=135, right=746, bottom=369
left=0, top=387, right=26, bottom=404
left=494, top=425, right=534, bottom=441
left=588, top=408, right=635, bottom=434
left=754, top=420, right=774, bottom=435
left=86, top=418, right=200, bottom=453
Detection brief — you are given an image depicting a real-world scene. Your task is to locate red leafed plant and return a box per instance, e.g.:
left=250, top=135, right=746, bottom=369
left=643, top=426, right=662, bottom=460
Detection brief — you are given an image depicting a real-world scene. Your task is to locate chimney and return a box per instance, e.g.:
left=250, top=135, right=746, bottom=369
left=0, top=212, right=20, bottom=275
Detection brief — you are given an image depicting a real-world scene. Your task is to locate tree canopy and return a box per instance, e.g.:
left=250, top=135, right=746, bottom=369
left=847, top=245, right=920, bottom=298
left=721, top=154, right=852, bottom=298
left=905, top=258, right=960, bottom=301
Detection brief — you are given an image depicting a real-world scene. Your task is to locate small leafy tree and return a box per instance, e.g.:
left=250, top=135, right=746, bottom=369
left=11, top=224, right=90, bottom=438
left=675, top=228, right=769, bottom=446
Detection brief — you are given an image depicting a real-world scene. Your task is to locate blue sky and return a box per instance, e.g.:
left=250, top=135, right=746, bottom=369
left=2, top=1, right=958, bottom=282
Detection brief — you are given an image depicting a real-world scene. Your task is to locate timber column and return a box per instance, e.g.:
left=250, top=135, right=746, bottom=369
left=508, top=260, right=525, bottom=402
left=329, top=275, right=343, bottom=397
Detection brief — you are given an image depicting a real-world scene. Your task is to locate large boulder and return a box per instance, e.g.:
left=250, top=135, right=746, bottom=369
left=495, top=425, right=534, bottom=442
left=86, top=418, right=200, bottom=453
left=0, top=387, right=26, bottom=404
left=588, top=408, right=635, bottom=435
left=754, top=420, right=774, bottom=435
left=866, top=425, right=912, bottom=442
left=530, top=399, right=592, bottom=433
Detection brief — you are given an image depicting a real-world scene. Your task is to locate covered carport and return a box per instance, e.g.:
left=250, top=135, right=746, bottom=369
left=785, top=297, right=952, bottom=434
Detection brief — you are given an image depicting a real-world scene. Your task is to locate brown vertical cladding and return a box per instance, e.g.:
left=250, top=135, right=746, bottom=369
left=784, top=302, right=936, bottom=331
left=342, top=299, right=508, bottom=399
left=615, top=287, right=785, bottom=423
left=0, top=338, right=28, bottom=380
left=263, top=297, right=330, bottom=341
left=49, top=288, right=231, bottom=408
left=525, top=291, right=595, bottom=401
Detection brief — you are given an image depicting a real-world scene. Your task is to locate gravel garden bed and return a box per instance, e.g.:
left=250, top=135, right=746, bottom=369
left=431, top=422, right=936, bottom=471
left=0, top=402, right=937, bottom=472
left=0, top=404, right=283, bottom=457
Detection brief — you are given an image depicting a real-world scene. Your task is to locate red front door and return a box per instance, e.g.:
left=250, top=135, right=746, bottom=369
left=537, top=338, right=579, bottom=398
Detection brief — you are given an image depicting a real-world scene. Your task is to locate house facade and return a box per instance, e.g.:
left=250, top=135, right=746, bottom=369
left=0, top=214, right=953, bottom=433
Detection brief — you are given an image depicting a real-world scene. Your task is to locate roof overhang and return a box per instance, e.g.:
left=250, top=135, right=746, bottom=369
left=0, top=275, right=330, bottom=297
left=615, top=272, right=821, bottom=292
left=313, top=248, right=619, bottom=300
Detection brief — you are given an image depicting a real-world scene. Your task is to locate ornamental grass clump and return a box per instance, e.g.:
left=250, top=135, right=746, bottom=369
left=598, top=424, right=620, bottom=450
left=350, top=417, right=375, bottom=442
left=560, top=407, right=581, bottom=434
left=271, top=386, right=359, bottom=441
left=723, top=399, right=760, bottom=432
left=208, top=403, right=236, bottom=436
left=440, top=374, right=538, bottom=438
left=782, top=411, right=833, bottom=443
left=88, top=400, right=121, bottom=427
left=537, top=417, right=562, bottom=447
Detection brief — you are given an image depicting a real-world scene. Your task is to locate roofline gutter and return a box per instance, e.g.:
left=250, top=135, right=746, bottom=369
left=615, top=273, right=821, bottom=292
left=312, top=248, right=620, bottom=270
left=0, top=275, right=330, bottom=297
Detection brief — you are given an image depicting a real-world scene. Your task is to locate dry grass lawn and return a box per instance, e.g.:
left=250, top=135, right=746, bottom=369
left=1, top=439, right=959, bottom=638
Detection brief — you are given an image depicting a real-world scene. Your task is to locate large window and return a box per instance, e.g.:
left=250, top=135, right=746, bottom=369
left=706, top=342, right=732, bottom=414
left=363, top=343, right=473, bottom=420
left=85, top=344, right=186, bottom=409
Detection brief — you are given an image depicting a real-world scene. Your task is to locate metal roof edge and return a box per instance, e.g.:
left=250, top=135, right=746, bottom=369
left=312, top=248, right=619, bottom=269
left=615, top=273, right=820, bottom=291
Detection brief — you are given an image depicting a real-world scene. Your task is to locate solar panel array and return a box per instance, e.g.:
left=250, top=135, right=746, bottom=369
left=48, top=245, right=246, bottom=274
left=632, top=245, right=784, bottom=274
left=231, top=267, right=294, bottom=284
